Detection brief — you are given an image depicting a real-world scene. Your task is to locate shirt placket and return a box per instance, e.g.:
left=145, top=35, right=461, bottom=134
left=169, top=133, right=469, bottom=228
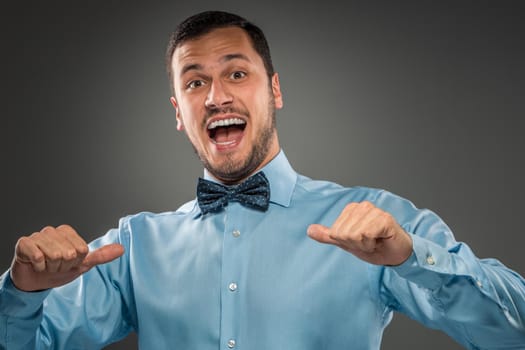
left=219, top=203, right=245, bottom=349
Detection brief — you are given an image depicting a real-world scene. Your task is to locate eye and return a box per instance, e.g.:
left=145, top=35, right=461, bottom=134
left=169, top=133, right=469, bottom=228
left=230, top=71, right=247, bottom=80
left=187, top=80, right=206, bottom=90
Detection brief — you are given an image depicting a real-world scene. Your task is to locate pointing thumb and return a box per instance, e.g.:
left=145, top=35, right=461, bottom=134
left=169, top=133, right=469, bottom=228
left=82, top=244, right=125, bottom=270
left=307, top=224, right=336, bottom=245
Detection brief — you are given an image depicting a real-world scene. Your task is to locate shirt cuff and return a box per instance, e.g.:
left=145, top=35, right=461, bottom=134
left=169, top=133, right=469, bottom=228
left=0, top=270, right=50, bottom=318
left=390, top=233, right=453, bottom=291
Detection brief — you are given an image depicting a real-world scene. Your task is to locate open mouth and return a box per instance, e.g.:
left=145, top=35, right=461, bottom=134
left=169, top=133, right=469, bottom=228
left=207, top=117, right=247, bottom=145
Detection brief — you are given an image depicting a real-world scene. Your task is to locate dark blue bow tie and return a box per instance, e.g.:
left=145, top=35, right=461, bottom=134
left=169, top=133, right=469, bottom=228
left=197, top=172, right=271, bottom=215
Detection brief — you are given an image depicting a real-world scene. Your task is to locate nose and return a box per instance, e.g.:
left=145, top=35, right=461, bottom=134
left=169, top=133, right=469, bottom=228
left=205, top=79, right=233, bottom=109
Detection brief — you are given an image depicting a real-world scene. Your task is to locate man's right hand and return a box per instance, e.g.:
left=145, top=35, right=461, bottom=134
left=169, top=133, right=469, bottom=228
left=10, top=225, right=124, bottom=292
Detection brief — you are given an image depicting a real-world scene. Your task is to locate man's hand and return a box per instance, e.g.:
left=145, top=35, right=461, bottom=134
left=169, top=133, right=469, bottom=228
left=307, top=201, right=413, bottom=266
left=10, top=225, right=124, bottom=292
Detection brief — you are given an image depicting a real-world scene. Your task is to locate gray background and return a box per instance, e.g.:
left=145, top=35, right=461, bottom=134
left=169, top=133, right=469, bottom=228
left=1, top=0, right=524, bottom=349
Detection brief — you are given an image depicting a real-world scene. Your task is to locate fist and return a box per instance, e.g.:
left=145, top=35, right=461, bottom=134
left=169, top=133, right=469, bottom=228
left=10, top=225, right=124, bottom=292
left=307, top=201, right=413, bottom=266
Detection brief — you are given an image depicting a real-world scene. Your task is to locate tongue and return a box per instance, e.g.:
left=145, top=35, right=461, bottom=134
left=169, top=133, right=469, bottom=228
left=214, top=126, right=243, bottom=143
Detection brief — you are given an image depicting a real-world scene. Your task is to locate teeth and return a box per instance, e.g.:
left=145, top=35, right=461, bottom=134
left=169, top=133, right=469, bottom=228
left=207, top=118, right=246, bottom=130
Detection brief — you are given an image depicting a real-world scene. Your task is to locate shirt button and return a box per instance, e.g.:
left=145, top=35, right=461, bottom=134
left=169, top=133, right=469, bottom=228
left=227, top=339, right=236, bottom=348
left=232, top=229, right=241, bottom=237
left=426, top=255, right=435, bottom=265
left=476, top=280, right=483, bottom=288
left=229, top=282, right=238, bottom=292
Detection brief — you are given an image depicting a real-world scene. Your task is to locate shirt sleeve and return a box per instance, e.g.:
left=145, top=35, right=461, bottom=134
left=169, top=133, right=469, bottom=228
left=0, top=222, right=136, bottom=350
left=375, top=191, right=525, bottom=349
left=0, top=273, right=50, bottom=349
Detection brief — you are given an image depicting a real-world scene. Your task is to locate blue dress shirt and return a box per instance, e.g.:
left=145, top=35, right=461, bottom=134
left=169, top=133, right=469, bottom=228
left=1, top=151, right=524, bottom=349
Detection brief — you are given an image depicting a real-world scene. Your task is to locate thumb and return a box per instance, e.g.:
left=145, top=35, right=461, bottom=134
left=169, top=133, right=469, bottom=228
left=307, top=224, right=338, bottom=245
left=82, top=244, right=125, bottom=270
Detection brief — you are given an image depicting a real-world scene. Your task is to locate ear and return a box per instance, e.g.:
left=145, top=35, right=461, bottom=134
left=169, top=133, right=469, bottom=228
left=170, top=96, right=184, bottom=131
left=271, top=73, right=283, bottom=109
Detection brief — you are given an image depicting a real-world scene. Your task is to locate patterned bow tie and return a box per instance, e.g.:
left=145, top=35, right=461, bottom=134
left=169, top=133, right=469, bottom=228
left=197, top=172, right=271, bottom=215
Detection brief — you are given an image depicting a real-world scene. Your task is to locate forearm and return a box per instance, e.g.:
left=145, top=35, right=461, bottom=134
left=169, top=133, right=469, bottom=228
left=389, top=234, right=525, bottom=348
left=0, top=271, right=49, bottom=349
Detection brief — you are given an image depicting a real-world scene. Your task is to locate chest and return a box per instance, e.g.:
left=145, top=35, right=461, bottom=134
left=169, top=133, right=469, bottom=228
left=129, top=204, right=386, bottom=349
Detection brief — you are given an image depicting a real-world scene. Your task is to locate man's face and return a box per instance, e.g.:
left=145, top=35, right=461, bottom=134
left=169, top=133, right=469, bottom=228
left=170, top=27, right=283, bottom=184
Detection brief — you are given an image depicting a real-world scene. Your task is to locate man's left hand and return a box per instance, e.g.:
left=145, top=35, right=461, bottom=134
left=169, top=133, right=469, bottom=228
left=307, top=201, right=413, bottom=266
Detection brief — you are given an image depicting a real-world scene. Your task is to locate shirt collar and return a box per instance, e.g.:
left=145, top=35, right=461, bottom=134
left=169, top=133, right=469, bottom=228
left=202, top=149, right=296, bottom=208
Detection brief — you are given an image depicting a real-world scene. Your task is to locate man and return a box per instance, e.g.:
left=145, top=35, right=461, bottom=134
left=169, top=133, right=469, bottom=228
left=0, top=10, right=524, bottom=349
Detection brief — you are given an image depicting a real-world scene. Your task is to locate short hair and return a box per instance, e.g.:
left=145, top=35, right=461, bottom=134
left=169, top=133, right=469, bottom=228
left=165, top=11, right=275, bottom=95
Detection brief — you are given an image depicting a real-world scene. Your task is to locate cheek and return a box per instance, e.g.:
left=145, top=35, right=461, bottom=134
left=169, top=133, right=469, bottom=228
left=178, top=101, right=203, bottom=132
left=181, top=116, right=207, bottom=144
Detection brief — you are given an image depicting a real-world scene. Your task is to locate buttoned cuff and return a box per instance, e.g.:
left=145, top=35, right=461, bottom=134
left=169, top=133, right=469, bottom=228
left=0, top=270, right=50, bottom=318
left=390, top=234, right=454, bottom=291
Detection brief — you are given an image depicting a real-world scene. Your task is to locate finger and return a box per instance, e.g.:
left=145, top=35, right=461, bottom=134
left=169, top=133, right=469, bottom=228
left=341, top=201, right=368, bottom=219
left=55, top=225, right=89, bottom=271
left=15, top=236, right=46, bottom=272
left=351, top=207, right=385, bottom=246
left=34, top=227, right=75, bottom=273
left=307, top=224, right=339, bottom=245
left=339, top=203, right=389, bottom=239
left=81, top=244, right=125, bottom=271
left=361, top=210, right=396, bottom=240
left=330, top=202, right=369, bottom=238
left=56, top=225, right=89, bottom=256
left=359, top=235, right=380, bottom=253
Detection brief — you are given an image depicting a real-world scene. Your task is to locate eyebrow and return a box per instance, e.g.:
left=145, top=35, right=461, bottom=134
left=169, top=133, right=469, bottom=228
left=179, top=53, right=251, bottom=77
left=180, top=63, right=203, bottom=77
left=221, top=53, right=250, bottom=63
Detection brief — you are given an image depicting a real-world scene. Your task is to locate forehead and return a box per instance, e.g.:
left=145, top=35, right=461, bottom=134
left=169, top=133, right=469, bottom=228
left=171, top=27, right=262, bottom=74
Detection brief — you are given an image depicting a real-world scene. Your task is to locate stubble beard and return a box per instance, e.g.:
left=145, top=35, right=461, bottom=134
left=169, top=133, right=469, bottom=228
left=191, top=98, right=277, bottom=184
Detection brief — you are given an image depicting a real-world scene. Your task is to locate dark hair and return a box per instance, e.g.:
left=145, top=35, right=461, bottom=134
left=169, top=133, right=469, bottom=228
left=165, top=11, right=275, bottom=95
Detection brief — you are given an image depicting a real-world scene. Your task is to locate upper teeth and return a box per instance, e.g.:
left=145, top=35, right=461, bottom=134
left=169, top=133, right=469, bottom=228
left=207, top=118, right=246, bottom=130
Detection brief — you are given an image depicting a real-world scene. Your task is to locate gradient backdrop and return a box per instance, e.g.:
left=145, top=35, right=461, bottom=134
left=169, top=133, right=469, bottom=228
left=2, top=1, right=524, bottom=349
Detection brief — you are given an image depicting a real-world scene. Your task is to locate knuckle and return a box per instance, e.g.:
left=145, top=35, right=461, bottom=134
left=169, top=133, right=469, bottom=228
left=32, top=252, right=45, bottom=262
left=361, top=201, right=374, bottom=209
left=341, top=205, right=354, bottom=217
left=344, top=203, right=353, bottom=210
left=378, top=211, right=393, bottom=225
left=29, top=230, right=42, bottom=238
left=16, top=236, right=35, bottom=253
left=17, top=236, right=31, bottom=246
left=15, top=237, right=45, bottom=262
left=47, top=251, right=63, bottom=262
left=344, top=203, right=356, bottom=211
left=64, top=250, right=78, bottom=261
left=33, top=263, right=46, bottom=272
left=353, top=232, right=364, bottom=242
left=41, top=226, right=56, bottom=233
left=77, top=244, right=89, bottom=255
left=57, top=224, right=75, bottom=233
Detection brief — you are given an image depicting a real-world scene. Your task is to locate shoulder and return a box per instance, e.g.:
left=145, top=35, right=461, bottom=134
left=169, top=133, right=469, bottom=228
left=292, top=174, right=436, bottom=224
left=293, top=174, right=386, bottom=203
